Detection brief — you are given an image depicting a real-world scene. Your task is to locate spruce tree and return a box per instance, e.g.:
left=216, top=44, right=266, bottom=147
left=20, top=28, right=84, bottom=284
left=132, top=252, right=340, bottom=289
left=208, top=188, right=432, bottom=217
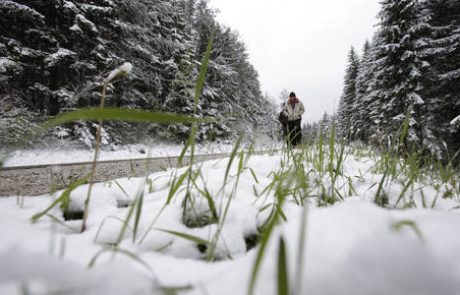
left=367, top=0, right=423, bottom=147
left=417, top=0, right=460, bottom=157
left=352, top=39, right=374, bottom=141
left=338, top=47, right=360, bottom=138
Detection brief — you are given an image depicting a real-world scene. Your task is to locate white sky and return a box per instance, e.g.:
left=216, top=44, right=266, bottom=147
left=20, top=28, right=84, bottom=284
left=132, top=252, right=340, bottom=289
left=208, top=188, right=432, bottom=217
left=208, top=0, right=381, bottom=122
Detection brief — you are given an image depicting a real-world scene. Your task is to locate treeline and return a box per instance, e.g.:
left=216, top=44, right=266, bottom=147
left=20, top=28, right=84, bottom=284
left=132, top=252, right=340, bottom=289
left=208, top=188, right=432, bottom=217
left=338, top=0, right=460, bottom=160
left=0, top=0, right=277, bottom=148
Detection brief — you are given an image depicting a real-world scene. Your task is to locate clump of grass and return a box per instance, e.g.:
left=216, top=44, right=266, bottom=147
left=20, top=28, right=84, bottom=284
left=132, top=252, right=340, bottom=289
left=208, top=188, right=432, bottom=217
left=31, top=174, right=91, bottom=223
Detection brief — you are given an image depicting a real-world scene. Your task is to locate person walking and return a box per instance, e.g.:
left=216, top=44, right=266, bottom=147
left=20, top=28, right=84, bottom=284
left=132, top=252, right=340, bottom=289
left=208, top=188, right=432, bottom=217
left=283, top=92, right=305, bottom=146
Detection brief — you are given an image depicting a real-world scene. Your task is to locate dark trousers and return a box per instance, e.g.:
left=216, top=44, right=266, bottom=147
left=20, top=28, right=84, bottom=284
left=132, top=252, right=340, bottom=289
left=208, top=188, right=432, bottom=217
left=287, top=119, right=302, bottom=146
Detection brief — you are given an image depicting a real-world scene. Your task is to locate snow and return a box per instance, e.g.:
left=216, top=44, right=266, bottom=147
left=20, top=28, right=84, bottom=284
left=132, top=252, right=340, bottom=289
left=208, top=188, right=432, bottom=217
left=0, top=57, right=16, bottom=73
left=80, top=4, right=114, bottom=15
left=105, top=62, right=133, bottom=83
left=70, top=23, right=83, bottom=34
left=0, top=148, right=459, bottom=294
left=2, top=142, right=247, bottom=167
left=0, top=0, right=45, bottom=20
left=440, top=68, right=460, bottom=81
left=451, top=115, right=460, bottom=127
left=76, top=14, right=99, bottom=34
left=63, top=0, right=78, bottom=11
left=44, top=48, right=77, bottom=68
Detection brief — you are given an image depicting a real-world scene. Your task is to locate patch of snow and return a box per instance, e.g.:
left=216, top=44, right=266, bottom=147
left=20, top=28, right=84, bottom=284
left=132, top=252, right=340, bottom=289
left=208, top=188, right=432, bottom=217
left=105, top=62, right=133, bottom=83
left=0, top=58, right=17, bottom=73
left=1, top=0, right=45, bottom=20
left=2, top=142, right=254, bottom=167
left=69, top=23, right=83, bottom=34
left=0, top=151, right=459, bottom=294
left=63, top=0, right=78, bottom=11
left=450, top=115, right=460, bottom=127
left=439, top=68, right=460, bottom=81
left=44, top=48, right=77, bottom=68
left=80, top=3, right=114, bottom=14
left=76, top=14, right=99, bottom=34
left=135, top=45, right=153, bottom=56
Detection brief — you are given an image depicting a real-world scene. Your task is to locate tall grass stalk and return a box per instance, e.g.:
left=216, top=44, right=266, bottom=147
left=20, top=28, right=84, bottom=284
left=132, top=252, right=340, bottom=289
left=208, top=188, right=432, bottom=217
left=81, top=65, right=130, bottom=232
left=181, top=30, right=214, bottom=233
left=293, top=204, right=308, bottom=295
left=277, top=236, right=289, bottom=295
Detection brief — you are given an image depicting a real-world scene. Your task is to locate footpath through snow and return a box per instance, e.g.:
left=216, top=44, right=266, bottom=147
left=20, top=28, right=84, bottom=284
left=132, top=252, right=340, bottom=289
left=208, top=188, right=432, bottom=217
left=0, top=149, right=459, bottom=295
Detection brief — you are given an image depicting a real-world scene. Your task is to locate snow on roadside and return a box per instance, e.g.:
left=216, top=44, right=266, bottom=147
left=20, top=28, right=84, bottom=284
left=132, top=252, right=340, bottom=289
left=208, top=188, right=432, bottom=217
left=2, top=141, right=278, bottom=167
left=0, top=151, right=459, bottom=295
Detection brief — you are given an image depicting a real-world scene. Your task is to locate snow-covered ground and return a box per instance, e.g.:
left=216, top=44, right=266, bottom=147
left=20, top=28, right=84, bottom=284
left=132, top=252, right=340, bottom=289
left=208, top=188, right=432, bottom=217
left=2, top=141, right=278, bottom=167
left=0, top=148, right=459, bottom=295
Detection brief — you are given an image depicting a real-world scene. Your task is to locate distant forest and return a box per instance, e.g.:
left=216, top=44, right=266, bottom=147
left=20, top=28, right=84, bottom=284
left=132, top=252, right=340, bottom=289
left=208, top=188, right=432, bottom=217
left=0, top=0, right=278, bottom=148
left=337, top=0, right=460, bottom=160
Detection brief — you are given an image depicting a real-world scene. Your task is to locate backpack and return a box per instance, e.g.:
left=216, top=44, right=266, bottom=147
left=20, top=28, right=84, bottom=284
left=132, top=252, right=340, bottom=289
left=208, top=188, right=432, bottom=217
left=278, top=110, right=288, bottom=124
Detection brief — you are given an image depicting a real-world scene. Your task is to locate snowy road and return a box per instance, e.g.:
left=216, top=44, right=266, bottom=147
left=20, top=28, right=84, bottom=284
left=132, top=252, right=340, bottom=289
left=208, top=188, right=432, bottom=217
left=0, top=153, right=233, bottom=197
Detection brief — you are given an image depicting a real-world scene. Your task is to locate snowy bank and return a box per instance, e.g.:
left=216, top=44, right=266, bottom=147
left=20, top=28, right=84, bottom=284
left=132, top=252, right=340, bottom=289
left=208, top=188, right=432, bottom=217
left=0, top=149, right=459, bottom=295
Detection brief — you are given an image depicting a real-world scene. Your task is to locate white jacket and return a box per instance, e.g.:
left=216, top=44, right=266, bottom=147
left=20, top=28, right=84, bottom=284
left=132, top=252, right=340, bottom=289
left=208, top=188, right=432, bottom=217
left=283, top=100, right=305, bottom=121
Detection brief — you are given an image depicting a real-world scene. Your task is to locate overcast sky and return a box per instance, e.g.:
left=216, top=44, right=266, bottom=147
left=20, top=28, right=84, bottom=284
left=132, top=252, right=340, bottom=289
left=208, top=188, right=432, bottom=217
left=208, top=0, right=381, bottom=122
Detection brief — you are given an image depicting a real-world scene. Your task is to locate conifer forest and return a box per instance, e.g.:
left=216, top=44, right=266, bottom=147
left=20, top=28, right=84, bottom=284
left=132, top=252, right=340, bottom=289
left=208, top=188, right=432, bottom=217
left=337, top=0, right=460, bottom=160
left=0, top=0, right=278, bottom=148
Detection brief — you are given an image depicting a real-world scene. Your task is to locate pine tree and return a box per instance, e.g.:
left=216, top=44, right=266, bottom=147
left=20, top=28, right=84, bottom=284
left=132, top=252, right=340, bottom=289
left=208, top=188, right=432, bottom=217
left=417, top=0, right=460, bottom=158
left=352, top=39, right=374, bottom=141
left=370, top=0, right=424, bottom=147
left=338, top=47, right=360, bottom=138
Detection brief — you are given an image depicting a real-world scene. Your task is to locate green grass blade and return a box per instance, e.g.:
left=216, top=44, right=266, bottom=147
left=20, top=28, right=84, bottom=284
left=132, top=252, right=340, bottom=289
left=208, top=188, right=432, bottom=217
left=132, top=191, right=144, bottom=243
left=88, top=246, right=153, bottom=274
left=45, top=214, right=80, bottom=233
left=224, top=135, right=244, bottom=183
left=201, top=186, right=218, bottom=221
left=374, top=173, right=387, bottom=207
left=178, top=129, right=194, bottom=166
left=399, top=105, right=413, bottom=149
left=394, top=179, right=413, bottom=208
left=116, top=197, right=138, bottom=245
left=249, top=168, right=260, bottom=184
left=194, top=31, right=215, bottom=109
left=114, top=180, right=130, bottom=200
left=116, top=178, right=147, bottom=245
left=166, top=170, right=189, bottom=205
left=293, top=204, right=308, bottom=295
left=156, top=228, right=210, bottom=246
left=392, top=219, right=425, bottom=242
left=40, top=108, right=214, bottom=130
left=277, top=236, right=290, bottom=295
left=248, top=210, right=278, bottom=295
left=31, top=174, right=90, bottom=223
left=94, top=216, right=134, bottom=244
left=275, top=204, right=288, bottom=223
